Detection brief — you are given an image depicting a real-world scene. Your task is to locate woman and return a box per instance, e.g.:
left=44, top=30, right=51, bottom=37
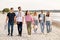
left=46, top=11, right=52, bottom=33
left=25, top=10, right=34, bottom=36
left=33, top=11, right=38, bottom=33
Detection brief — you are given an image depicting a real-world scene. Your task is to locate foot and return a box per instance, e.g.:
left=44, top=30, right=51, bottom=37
left=8, top=34, right=10, bottom=36
left=28, top=35, right=31, bottom=37
left=11, top=34, right=13, bottom=36
left=17, top=34, right=20, bottom=36
left=19, top=34, right=22, bottom=37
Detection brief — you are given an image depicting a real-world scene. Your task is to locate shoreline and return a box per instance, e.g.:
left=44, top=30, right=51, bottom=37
left=52, top=20, right=60, bottom=28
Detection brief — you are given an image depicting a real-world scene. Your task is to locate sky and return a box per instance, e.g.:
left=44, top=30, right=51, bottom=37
left=0, top=0, right=60, bottom=10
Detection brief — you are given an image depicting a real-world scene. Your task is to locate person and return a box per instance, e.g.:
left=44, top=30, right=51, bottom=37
left=6, top=8, right=16, bottom=36
left=33, top=11, right=38, bottom=33
left=38, top=10, right=45, bottom=34
left=15, top=7, right=24, bottom=36
left=25, top=10, right=34, bottom=36
left=46, top=11, right=52, bottom=33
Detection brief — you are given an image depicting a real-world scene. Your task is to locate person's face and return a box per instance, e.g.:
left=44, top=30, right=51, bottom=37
left=10, top=9, right=14, bottom=13
left=41, top=10, right=43, bottom=14
left=27, top=11, right=30, bottom=15
left=46, top=12, right=50, bottom=16
left=18, top=7, right=21, bottom=11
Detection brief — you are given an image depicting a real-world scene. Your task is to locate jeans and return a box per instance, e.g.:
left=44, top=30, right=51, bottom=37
left=8, top=22, right=14, bottom=35
left=17, top=22, right=22, bottom=36
left=40, top=21, right=44, bottom=33
left=46, top=21, right=51, bottom=33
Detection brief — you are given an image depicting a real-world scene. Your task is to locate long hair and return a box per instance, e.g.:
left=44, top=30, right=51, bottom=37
left=25, top=10, right=28, bottom=16
left=34, top=11, right=37, bottom=16
left=46, top=11, right=50, bottom=17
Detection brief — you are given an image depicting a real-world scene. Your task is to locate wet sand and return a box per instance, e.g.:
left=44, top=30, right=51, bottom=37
left=52, top=20, right=60, bottom=28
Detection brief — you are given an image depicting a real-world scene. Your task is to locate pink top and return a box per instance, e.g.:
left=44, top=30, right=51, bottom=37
left=25, top=15, right=34, bottom=23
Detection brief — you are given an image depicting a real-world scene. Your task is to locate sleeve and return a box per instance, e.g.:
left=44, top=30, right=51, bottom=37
left=31, top=15, right=34, bottom=24
left=44, top=14, right=45, bottom=22
left=14, top=13, right=16, bottom=16
left=15, top=12, right=18, bottom=17
left=50, top=17, right=52, bottom=25
left=38, top=14, right=40, bottom=19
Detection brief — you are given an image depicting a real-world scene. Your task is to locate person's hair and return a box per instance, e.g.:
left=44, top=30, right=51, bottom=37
left=18, top=6, right=21, bottom=9
left=10, top=8, right=13, bottom=10
left=46, top=11, right=50, bottom=17
left=34, top=11, right=37, bottom=16
left=25, top=10, right=28, bottom=16
left=41, top=10, right=43, bottom=13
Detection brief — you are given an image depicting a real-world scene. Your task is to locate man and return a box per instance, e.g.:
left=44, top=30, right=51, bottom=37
left=38, top=10, right=45, bottom=34
left=15, top=7, right=24, bottom=36
left=6, top=8, right=16, bottom=36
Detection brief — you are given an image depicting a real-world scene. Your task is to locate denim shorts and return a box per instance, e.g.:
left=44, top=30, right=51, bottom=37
left=34, top=20, right=38, bottom=26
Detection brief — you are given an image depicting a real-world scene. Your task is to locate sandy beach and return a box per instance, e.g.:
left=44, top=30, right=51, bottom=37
left=0, top=13, right=60, bottom=40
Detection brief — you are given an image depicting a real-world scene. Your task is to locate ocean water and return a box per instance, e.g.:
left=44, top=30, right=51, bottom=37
left=37, top=12, right=60, bottom=22
left=50, top=12, right=60, bottom=21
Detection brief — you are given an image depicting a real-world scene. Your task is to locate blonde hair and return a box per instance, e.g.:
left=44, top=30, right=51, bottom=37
left=34, top=11, right=37, bottom=16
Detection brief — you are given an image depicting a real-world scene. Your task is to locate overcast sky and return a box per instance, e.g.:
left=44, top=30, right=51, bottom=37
left=0, top=0, right=60, bottom=10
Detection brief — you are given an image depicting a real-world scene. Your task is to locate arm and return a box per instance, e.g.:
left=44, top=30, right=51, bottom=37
left=38, top=14, right=40, bottom=20
left=22, top=16, right=24, bottom=24
left=50, top=17, right=52, bottom=25
left=31, top=16, right=34, bottom=24
left=14, top=16, right=16, bottom=22
left=38, top=14, right=40, bottom=22
left=6, top=16, right=8, bottom=23
left=14, top=13, right=17, bottom=23
left=44, top=14, right=45, bottom=22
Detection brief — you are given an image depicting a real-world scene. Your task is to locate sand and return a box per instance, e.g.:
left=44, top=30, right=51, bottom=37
left=0, top=13, right=60, bottom=40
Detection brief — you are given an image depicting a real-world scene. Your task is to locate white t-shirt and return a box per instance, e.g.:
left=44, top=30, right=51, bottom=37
left=46, top=17, right=51, bottom=21
left=39, top=14, right=44, bottom=20
left=15, top=11, right=25, bottom=17
left=46, top=16, right=52, bottom=24
left=16, top=17, right=22, bottom=22
left=33, top=15, right=38, bottom=20
left=15, top=11, right=25, bottom=22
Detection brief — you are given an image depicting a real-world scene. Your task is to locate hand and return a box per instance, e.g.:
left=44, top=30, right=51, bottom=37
left=5, top=21, right=7, bottom=24
left=15, top=21, right=17, bottom=24
left=22, top=22, right=24, bottom=24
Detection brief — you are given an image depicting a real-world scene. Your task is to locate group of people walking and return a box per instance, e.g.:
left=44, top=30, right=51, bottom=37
left=5, top=6, right=52, bottom=37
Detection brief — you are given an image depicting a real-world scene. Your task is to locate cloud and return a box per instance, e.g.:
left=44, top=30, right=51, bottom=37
left=0, top=0, right=60, bottom=10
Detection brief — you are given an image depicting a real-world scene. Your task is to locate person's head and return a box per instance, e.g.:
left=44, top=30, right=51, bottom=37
left=10, top=7, right=14, bottom=13
left=18, top=6, right=21, bottom=11
left=34, top=11, right=37, bottom=16
left=46, top=11, right=50, bottom=17
left=41, top=10, right=43, bottom=14
left=25, top=10, right=30, bottom=16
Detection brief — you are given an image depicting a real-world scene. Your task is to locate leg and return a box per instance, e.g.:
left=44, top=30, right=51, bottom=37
left=17, top=22, right=20, bottom=35
left=46, top=21, right=49, bottom=33
left=42, top=22, right=44, bottom=33
left=8, top=22, right=10, bottom=35
left=27, top=22, right=31, bottom=35
left=40, top=22, right=44, bottom=33
left=48, top=22, right=51, bottom=32
left=46, top=24, right=49, bottom=33
left=34, top=20, right=38, bottom=33
left=19, top=22, right=22, bottom=36
left=11, top=24, right=14, bottom=36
